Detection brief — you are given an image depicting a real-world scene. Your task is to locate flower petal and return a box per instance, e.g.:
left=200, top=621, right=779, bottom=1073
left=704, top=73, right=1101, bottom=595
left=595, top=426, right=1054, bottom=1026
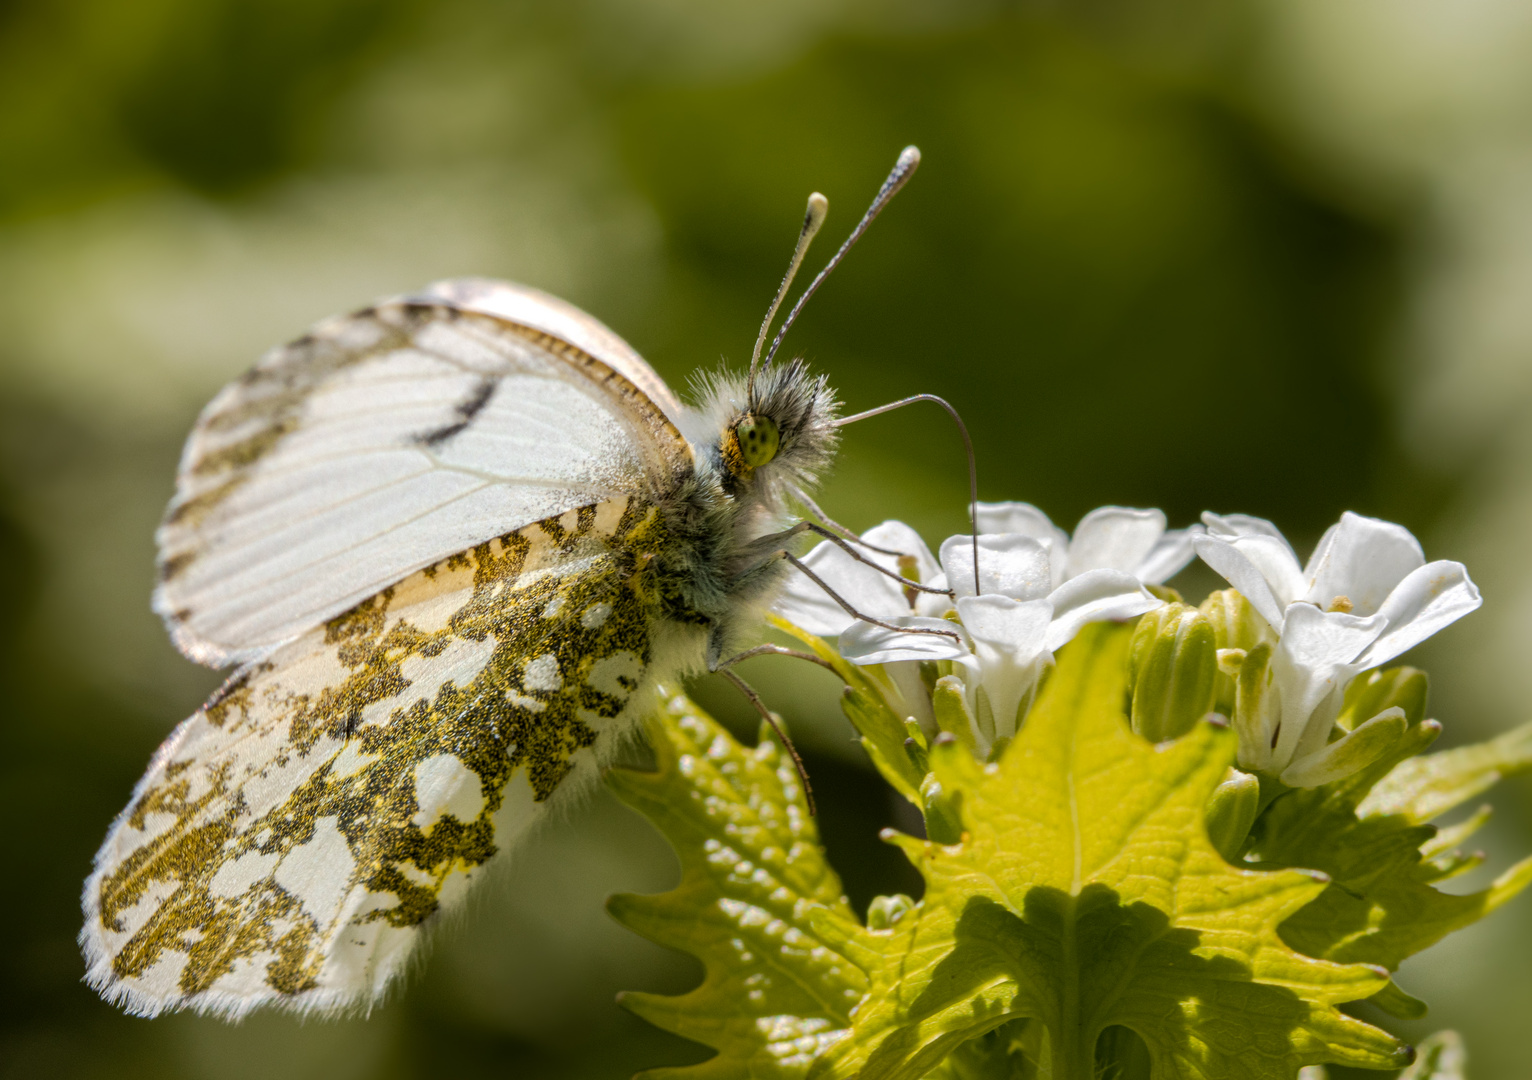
left=1301, top=511, right=1425, bottom=616
left=1066, top=506, right=1166, bottom=579
left=839, top=616, right=970, bottom=666
left=1043, top=569, right=1161, bottom=652
left=1133, top=525, right=1204, bottom=585
left=973, top=502, right=1068, bottom=548
left=940, top=533, right=1054, bottom=601
left=1193, top=534, right=1292, bottom=631
left=1355, top=560, right=1482, bottom=669
left=1201, top=511, right=1306, bottom=609
left=1269, top=603, right=1385, bottom=769
left=956, top=594, right=1054, bottom=656
left=955, top=595, right=1054, bottom=741
left=914, top=571, right=956, bottom=618
left=771, top=536, right=910, bottom=636
left=862, top=520, right=942, bottom=584
left=1201, top=511, right=1291, bottom=545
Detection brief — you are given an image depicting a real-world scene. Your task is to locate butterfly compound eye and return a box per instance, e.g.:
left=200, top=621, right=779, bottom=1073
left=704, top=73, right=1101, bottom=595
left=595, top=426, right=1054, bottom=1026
left=734, top=414, right=780, bottom=468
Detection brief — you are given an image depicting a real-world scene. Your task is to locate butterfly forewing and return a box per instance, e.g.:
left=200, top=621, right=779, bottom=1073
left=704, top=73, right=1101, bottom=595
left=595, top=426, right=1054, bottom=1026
left=157, top=279, right=692, bottom=667
left=86, top=496, right=670, bottom=1018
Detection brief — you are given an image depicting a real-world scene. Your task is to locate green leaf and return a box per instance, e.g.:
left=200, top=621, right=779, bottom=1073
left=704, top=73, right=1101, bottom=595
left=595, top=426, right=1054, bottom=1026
left=1358, top=719, right=1532, bottom=823
left=606, top=689, right=872, bottom=1079
left=921, top=1019, right=1037, bottom=1080
left=1249, top=706, right=1532, bottom=979
left=811, top=624, right=1407, bottom=1080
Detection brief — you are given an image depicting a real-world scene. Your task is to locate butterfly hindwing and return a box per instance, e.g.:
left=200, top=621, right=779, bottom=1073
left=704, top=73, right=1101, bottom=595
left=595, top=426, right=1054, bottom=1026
left=156, top=278, right=693, bottom=667
left=85, top=495, right=673, bottom=1018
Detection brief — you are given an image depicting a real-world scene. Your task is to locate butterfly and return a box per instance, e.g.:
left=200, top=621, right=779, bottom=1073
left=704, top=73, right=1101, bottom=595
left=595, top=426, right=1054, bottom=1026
left=81, top=148, right=937, bottom=1019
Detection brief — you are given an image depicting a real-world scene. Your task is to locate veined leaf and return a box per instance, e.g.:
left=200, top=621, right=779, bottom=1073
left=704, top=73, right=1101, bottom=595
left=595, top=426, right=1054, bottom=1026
left=812, top=624, right=1407, bottom=1080
left=1251, top=708, right=1532, bottom=979
left=1358, top=720, right=1532, bottom=823
left=605, top=689, right=871, bottom=1079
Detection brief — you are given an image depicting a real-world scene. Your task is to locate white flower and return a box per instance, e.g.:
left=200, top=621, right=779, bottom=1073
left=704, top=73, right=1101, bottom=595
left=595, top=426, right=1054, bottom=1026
left=837, top=525, right=1161, bottom=753
left=972, top=502, right=1202, bottom=589
left=770, top=506, right=1192, bottom=755
left=1195, top=510, right=1482, bottom=786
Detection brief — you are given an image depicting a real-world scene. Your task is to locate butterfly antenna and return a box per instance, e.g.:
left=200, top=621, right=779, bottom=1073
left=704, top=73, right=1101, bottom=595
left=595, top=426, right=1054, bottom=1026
left=748, top=192, right=829, bottom=401
left=760, top=145, right=921, bottom=372
left=836, top=394, right=981, bottom=592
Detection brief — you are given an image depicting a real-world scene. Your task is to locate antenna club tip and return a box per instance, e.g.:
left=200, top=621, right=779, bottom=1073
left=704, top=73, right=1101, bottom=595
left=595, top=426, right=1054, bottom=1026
left=898, top=145, right=922, bottom=170
left=805, top=191, right=829, bottom=226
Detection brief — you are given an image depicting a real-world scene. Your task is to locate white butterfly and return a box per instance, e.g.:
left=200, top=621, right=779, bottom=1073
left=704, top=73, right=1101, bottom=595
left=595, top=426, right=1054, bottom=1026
left=82, top=149, right=931, bottom=1018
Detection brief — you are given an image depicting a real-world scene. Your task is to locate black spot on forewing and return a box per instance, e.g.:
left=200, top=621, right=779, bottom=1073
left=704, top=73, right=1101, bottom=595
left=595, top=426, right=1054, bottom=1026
left=414, top=378, right=498, bottom=447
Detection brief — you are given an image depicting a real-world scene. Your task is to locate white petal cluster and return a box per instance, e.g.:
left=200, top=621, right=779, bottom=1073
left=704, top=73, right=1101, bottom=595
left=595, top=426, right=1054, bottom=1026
left=974, top=503, right=1201, bottom=588
left=773, top=505, right=1194, bottom=754
left=1195, top=510, right=1481, bottom=786
left=772, top=498, right=1481, bottom=790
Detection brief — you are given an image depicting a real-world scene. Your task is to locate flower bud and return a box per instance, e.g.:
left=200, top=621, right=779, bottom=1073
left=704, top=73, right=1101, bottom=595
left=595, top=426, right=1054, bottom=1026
left=1200, top=589, right=1276, bottom=712
left=1233, top=642, right=1281, bottom=774
left=920, top=770, right=963, bottom=844
left=902, top=717, right=931, bottom=776
left=1335, top=665, right=1427, bottom=732
left=866, top=893, right=917, bottom=930
left=1128, top=603, right=1218, bottom=742
left=931, top=674, right=979, bottom=754
left=1205, top=768, right=1259, bottom=861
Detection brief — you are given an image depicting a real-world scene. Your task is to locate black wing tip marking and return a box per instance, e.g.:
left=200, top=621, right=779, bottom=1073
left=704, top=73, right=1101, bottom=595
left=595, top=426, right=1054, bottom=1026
left=414, top=378, right=499, bottom=447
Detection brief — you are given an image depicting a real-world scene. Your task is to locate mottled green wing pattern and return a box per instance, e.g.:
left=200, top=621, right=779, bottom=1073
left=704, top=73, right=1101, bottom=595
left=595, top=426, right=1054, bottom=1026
left=84, top=495, right=686, bottom=1018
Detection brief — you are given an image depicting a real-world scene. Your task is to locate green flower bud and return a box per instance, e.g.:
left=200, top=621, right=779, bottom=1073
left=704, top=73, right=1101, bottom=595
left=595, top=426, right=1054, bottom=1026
left=931, top=674, right=979, bottom=754
left=866, top=893, right=917, bottom=930
left=902, top=716, right=931, bottom=776
left=920, top=766, right=964, bottom=844
left=1200, top=589, right=1276, bottom=712
left=1233, top=642, right=1280, bottom=774
left=1128, top=603, right=1218, bottom=743
left=1336, top=665, right=1428, bottom=732
left=1205, top=768, right=1259, bottom=862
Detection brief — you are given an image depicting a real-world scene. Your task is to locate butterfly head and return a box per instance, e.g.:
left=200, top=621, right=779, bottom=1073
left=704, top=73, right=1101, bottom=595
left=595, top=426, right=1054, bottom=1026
left=693, top=359, right=840, bottom=501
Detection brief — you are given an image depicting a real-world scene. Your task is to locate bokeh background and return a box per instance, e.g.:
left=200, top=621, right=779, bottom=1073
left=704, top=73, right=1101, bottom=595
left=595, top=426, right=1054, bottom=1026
left=4, top=1, right=1532, bottom=1076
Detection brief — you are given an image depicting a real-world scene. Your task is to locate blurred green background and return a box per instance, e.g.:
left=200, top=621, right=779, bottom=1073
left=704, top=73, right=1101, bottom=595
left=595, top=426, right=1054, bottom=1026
left=4, top=0, right=1532, bottom=1077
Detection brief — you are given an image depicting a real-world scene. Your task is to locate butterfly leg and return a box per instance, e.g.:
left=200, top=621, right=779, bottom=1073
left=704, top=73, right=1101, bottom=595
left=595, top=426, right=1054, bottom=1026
left=714, top=641, right=841, bottom=674
left=714, top=666, right=817, bottom=816
left=786, top=483, right=901, bottom=556
left=769, top=546, right=960, bottom=638
left=739, top=521, right=952, bottom=601
left=799, top=524, right=953, bottom=598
